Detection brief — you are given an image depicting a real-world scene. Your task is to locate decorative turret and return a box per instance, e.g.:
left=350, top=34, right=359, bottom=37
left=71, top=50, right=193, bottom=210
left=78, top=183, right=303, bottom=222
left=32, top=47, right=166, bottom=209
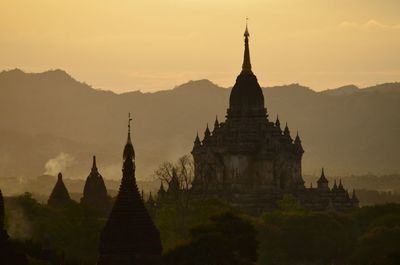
left=275, top=115, right=281, bottom=132
left=194, top=133, right=201, bottom=144
left=283, top=123, right=292, bottom=143
left=294, top=131, right=304, bottom=154
left=338, top=179, right=344, bottom=191
left=204, top=124, right=211, bottom=138
left=213, top=116, right=219, bottom=132
left=48, top=173, right=72, bottom=207
left=317, top=168, right=329, bottom=190
left=80, top=156, right=110, bottom=214
left=332, top=180, right=338, bottom=191
left=98, top=115, right=162, bottom=265
left=192, top=132, right=201, bottom=152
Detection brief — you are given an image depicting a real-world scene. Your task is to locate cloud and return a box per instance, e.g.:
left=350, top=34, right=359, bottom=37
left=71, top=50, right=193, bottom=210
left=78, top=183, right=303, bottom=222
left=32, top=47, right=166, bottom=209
left=44, top=152, right=75, bottom=176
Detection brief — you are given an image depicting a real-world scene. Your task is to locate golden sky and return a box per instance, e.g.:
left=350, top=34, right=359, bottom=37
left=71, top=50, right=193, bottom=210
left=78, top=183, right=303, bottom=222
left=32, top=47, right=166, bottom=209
left=1, top=0, right=400, bottom=92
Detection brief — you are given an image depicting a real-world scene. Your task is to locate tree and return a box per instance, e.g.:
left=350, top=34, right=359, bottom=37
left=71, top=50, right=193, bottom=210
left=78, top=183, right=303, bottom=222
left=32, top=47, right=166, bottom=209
left=163, top=212, right=258, bottom=265
left=153, top=155, right=194, bottom=238
left=352, top=226, right=400, bottom=265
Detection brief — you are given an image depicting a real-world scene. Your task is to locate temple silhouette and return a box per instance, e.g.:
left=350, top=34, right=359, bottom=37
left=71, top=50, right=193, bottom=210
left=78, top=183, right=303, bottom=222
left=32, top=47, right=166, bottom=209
left=0, top=189, right=29, bottom=264
left=48, top=172, right=72, bottom=207
left=81, top=156, right=111, bottom=214
left=97, top=115, right=162, bottom=265
left=157, top=24, right=359, bottom=213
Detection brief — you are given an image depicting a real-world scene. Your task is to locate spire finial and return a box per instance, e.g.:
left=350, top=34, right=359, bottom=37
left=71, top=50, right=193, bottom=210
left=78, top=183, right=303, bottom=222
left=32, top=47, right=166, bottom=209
left=123, top=113, right=135, bottom=160
left=128, top=112, right=133, bottom=133
left=92, top=155, right=98, bottom=172
left=244, top=17, right=249, bottom=37
left=241, top=18, right=252, bottom=74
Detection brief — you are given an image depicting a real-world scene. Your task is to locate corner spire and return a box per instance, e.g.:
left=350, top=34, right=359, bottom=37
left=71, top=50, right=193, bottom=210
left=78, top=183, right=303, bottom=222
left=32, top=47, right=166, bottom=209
left=241, top=18, right=252, bottom=74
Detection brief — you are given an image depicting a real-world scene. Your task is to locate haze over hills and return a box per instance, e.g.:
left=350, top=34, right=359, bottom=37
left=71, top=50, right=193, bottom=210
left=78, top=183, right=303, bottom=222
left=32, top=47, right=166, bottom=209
left=1, top=69, right=400, bottom=183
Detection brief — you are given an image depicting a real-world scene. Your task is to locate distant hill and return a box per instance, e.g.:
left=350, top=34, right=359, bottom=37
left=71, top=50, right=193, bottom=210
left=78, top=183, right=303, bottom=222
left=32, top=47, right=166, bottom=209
left=1, top=69, right=400, bottom=181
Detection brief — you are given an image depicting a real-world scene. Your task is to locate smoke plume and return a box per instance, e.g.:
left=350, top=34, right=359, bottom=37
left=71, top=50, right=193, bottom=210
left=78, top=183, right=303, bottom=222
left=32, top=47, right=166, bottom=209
left=44, top=152, right=74, bottom=176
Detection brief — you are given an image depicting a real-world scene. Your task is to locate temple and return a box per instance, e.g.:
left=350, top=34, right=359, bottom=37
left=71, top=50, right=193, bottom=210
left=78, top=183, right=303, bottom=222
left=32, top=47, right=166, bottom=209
left=182, top=24, right=358, bottom=214
left=98, top=115, right=162, bottom=265
left=80, top=156, right=111, bottom=215
left=0, top=189, right=8, bottom=242
left=0, top=189, right=28, bottom=264
left=48, top=173, right=72, bottom=207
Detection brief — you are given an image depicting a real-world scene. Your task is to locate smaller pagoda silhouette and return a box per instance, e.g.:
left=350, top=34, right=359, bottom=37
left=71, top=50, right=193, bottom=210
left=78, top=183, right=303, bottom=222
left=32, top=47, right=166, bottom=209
left=80, top=156, right=111, bottom=215
left=48, top=173, right=72, bottom=207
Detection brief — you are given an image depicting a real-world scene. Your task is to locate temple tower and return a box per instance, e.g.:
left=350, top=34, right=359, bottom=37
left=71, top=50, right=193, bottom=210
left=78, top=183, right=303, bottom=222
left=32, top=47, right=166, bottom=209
left=0, top=189, right=8, bottom=242
left=81, top=156, right=110, bottom=214
left=98, top=114, right=162, bottom=265
left=48, top=173, right=72, bottom=207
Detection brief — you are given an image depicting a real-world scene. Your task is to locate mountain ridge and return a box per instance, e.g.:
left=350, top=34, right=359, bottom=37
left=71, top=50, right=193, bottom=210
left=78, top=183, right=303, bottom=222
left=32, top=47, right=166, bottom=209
left=1, top=69, right=400, bottom=180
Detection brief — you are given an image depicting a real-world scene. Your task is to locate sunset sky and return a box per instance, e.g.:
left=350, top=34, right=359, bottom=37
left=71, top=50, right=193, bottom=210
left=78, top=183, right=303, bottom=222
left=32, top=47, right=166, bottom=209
left=1, top=0, right=400, bottom=93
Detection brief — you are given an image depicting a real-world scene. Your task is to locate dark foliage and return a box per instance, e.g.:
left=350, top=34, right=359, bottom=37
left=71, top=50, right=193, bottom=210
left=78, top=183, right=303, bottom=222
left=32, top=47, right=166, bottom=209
left=163, top=212, right=258, bottom=265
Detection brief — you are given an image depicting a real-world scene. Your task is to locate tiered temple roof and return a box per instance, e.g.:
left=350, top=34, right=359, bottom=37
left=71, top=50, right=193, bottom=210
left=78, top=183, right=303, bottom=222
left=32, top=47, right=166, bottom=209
left=98, top=115, right=162, bottom=265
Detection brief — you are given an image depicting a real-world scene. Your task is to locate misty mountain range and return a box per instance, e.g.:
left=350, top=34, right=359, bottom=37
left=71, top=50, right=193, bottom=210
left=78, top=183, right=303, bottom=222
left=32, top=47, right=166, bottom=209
left=0, top=69, right=400, bottom=182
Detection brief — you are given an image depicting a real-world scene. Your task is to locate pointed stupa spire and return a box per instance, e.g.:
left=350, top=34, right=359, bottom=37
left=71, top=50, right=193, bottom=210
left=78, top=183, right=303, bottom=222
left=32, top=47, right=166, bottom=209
left=284, top=122, right=290, bottom=135
left=214, top=115, right=219, bottom=131
left=338, top=179, right=344, bottom=190
left=333, top=179, right=338, bottom=190
left=317, top=167, right=329, bottom=190
left=193, top=131, right=201, bottom=147
left=284, top=123, right=292, bottom=142
left=241, top=18, right=252, bottom=74
left=294, top=131, right=303, bottom=153
left=276, top=115, right=280, bottom=126
left=98, top=121, right=162, bottom=265
left=295, top=131, right=301, bottom=143
left=81, top=156, right=110, bottom=214
left=204, top=123, right=211, bottom=138
left=91, top=155, right=98, bottom=173
left=123, top=112, right=135, bottom=161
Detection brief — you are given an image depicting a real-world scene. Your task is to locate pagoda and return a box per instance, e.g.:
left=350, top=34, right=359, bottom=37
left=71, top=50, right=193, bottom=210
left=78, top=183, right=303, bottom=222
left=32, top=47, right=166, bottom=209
left=48, top=173, right=72, bottom=207
left=81, top=156, right=111, bottom=214
left=98, top=114, right=162, bottom=265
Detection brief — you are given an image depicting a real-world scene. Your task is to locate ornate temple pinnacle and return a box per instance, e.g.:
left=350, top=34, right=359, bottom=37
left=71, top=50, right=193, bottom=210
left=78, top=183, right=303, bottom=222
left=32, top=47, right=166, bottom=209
left=241, top=19, right=252, bottom=74
left=123, top=112, right=135, bottom=160
left=92, top=155, right=98, bottom=172
left=127, top=112, right=133, bottom=143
